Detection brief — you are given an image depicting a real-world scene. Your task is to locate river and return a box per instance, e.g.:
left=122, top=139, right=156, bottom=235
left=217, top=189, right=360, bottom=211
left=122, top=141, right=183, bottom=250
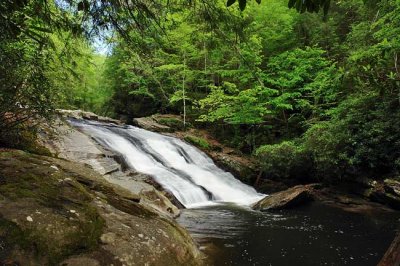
left=70, top=119, right=399, bottom=265
left=178, top=203, right=398, bottom=265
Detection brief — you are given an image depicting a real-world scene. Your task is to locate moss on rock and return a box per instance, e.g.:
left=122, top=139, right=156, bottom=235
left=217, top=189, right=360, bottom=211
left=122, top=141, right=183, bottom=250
left=0, top=150, right=105, bottom=264
left=184, top=135, right=210, bottom=150
left=0, top=149, right=204, bottom=265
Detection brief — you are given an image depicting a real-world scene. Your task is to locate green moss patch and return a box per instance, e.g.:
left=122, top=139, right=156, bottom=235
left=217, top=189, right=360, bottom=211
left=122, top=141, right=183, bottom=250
left=184, top=135, right=210, bottom=150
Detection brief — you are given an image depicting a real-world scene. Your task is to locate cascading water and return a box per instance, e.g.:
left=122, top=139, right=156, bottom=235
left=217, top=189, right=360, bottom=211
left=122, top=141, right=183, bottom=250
left=67, top=119, right=399, bottom=266
left=70, top=119, right=264, bottom=208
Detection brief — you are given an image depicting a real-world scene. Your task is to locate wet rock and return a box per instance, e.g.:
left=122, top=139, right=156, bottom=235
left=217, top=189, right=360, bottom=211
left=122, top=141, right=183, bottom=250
left=364, top=179, right=400, bottom=210
left=311, top=186, right=394, bottom=215
left=143, top=177, right=185, bottom=209
left=252, top=185, right=314, bottom=211
left=384, top=179, right=400, bottom=197
left=133, top=117, right=173, bottom=133
left=378, top=232, right=400, bottom=266
left=209, top=153, right=259, bottom=185
left=92, top=198, right=203, bottom=266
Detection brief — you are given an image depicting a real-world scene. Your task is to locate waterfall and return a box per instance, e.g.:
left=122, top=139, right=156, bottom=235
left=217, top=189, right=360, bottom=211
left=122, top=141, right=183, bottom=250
left=70, top=119, right=264, bottom=208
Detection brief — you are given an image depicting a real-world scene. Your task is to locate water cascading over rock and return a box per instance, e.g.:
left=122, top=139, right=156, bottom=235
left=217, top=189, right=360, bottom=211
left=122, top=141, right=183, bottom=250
left=70, top=119, right=263, bottom=208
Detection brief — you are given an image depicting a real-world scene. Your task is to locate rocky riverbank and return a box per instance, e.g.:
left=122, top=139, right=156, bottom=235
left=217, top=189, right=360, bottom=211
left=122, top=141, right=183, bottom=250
left=0, top=150, right=203, bottom=265
left=54, top=110, right=400, bottom=265
left=0, top=111, right=206, bottom=265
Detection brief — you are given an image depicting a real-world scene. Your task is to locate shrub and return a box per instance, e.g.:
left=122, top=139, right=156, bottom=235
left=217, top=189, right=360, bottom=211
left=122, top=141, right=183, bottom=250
left=303, top=93, right=400, bottom=181
left=255, top=140, right=312, bottom=182
left=303, top=122, right=352, bottom=181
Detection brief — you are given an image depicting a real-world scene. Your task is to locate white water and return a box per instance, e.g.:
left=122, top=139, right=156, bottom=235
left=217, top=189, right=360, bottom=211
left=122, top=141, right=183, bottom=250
left=70, top=119, right=264, bottom=208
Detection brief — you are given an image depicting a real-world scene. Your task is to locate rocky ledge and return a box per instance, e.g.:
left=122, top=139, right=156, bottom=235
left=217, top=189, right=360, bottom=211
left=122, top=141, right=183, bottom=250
left=0, top=150, right=203, bottom=266
left=0, top=113, right=207, bottom=265
left=363, top=178, right=400, bottom=210
left=56, top=109, right=121, bottom=125
left=252, top=183, right=397, bottom=215
left=252, top=184, right=315, bottom=211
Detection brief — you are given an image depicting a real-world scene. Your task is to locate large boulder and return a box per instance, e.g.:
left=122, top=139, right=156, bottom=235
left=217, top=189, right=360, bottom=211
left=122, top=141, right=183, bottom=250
left=252, top=185, right=314, bottom=211
left=0, top=150, right=204, bottom=265
left=364, top=178, right=400, bottom=210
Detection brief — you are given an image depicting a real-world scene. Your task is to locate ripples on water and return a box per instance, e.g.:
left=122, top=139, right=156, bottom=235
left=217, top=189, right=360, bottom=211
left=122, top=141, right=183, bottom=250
left=177, top=203, right=399, bottom=266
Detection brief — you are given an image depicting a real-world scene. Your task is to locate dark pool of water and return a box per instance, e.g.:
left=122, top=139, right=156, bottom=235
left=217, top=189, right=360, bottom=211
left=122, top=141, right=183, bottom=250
left=177, top=202, right=399, bottom=266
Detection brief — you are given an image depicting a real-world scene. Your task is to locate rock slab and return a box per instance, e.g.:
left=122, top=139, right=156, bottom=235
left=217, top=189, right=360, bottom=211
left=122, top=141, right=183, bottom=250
left=365, top=179, right=400, bottom=210
left=378, top=232, right=400, bottom=266
left=252, top=185, right=314, bottom=211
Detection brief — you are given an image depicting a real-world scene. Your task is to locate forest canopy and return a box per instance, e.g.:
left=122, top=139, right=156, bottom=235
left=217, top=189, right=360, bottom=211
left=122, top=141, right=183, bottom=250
left=1, top=0, right=399, bottom=184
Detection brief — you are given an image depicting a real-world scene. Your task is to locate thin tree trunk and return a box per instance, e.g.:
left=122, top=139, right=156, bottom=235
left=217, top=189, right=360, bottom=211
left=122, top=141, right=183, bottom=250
left=183, top=53, right=186, bottom=129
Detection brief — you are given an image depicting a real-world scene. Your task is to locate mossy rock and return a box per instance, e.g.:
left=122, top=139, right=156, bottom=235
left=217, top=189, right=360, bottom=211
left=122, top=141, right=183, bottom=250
left=157, top=118, right=189, bottom=131
left=0, top=149, right=204, bottom=265
left=0, top=150, right=104, bottom=264
left=184, top=135, right=210, bottom=150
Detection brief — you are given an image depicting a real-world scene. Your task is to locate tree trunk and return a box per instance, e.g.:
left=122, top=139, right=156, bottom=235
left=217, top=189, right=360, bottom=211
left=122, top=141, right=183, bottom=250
left=182, top=53, right=186, bottom=129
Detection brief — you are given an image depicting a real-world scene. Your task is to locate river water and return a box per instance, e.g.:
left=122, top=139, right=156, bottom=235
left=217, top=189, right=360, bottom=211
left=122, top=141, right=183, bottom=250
left=70, top=119, right=399, bottom=266
left=178, top=203, right=398, bottom=266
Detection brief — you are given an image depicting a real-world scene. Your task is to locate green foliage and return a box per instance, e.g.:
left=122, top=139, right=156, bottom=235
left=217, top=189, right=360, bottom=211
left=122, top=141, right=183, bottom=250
left=2, top=0, right=399, bottom=186
left=303, top=93, right=400, bottom=181
left=198, top=46, right=339, bottom=137
left=198, top=85, right=275, bottom=124
left=265, top=47, right=339, bottom=125
left=255, top=141, right=312, bottom=182
left=184, top=135, right=211, bottom=150
left=0, top=1, right=60, bottom=146
left=243, top=0, right=400, bottom=183
left=0, top=0, right=111, bottom=147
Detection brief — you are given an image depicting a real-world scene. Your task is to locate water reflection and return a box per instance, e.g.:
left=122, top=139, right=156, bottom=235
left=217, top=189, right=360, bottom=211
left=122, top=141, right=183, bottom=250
left=177, top=203, right=399, bottom=266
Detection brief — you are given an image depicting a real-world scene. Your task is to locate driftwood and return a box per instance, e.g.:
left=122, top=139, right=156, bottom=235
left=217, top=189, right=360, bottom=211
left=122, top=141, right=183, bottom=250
left=379, top=232, right=400, bottom=266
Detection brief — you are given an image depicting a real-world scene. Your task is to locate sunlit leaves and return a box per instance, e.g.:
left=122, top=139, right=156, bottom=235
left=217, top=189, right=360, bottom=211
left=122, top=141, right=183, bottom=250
left=198, top=85, right=276, bottom=124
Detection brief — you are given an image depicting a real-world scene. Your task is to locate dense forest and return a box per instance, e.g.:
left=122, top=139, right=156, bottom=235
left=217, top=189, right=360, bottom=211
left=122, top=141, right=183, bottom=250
left=1, top=0, right=399, bottom=186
